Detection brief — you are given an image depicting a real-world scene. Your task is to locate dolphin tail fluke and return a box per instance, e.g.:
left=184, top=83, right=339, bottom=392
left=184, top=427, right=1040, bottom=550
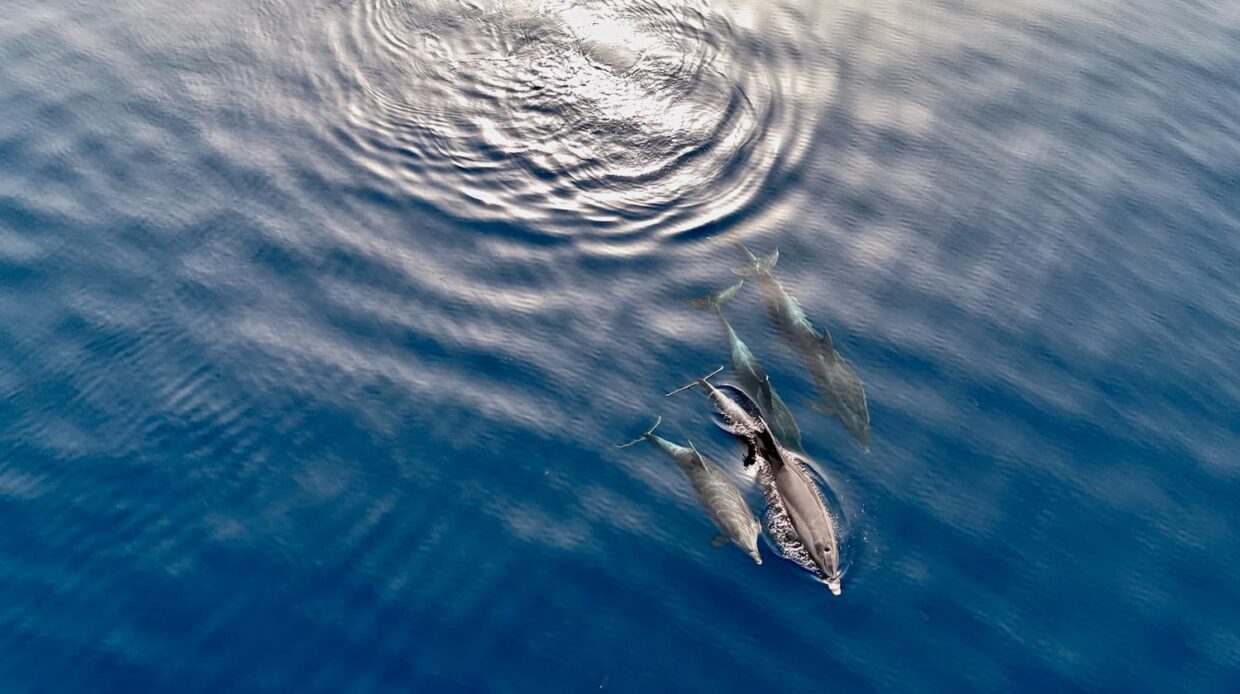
left=760, top=249, right=779, bottom=271
left=665, top=366, right=725, bottom=397
left=732, top=244, right=778, bottom=276
left=616, top=416, right=662, bottom=448
left=684, top=280, right=744, bottom=310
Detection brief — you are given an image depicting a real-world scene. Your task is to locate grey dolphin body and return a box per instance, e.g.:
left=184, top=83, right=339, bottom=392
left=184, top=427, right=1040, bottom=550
left=669, top=372, right=844, bottom=594
left=688, top=281, right=805, bottom=454
left=734, top=246, right=871, bottom=448
left=618, top=417, right=762, bottom=564
left=755, top=440, right=844, bottom=595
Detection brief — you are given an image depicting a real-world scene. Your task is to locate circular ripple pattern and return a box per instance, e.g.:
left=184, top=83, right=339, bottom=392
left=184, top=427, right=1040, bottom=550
left=325, top=0, right=829, bottom=242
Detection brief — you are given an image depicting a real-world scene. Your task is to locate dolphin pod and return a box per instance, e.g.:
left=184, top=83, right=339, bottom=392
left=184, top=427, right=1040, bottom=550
left=620, top=245, right=864, bottom=595
left=668, top=369, right=845, bottom=595
left=618, top=416, right=763, bottom=565
left=734, top=245, right=872, bottom=449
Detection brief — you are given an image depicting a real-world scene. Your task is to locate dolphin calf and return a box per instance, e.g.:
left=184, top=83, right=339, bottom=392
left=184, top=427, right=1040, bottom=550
left=670, top=371, right=845, bottom=594
left=734, top=245, right=871, bottom=448
left=687, top=281, right=805, bottom=454
left=618, top=416, right=762, bottom=564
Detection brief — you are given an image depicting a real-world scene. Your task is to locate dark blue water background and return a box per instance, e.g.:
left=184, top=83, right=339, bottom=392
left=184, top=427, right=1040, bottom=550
left=2, top=0, right=1238, bottom=691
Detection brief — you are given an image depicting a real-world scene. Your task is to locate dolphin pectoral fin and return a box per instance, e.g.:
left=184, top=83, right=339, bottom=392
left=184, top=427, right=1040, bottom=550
left=711, top=535, right=728, bottom=548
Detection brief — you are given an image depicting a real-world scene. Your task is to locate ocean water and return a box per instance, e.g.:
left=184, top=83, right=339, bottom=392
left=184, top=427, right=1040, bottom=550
left=1, top=0, right=1238, bottom=691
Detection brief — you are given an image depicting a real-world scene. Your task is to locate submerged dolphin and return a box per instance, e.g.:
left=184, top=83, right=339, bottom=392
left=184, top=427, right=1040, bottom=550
left=687, top=281, right=805, bottom=454
left=734, top=245, right=871, bottom=448
left=670, top=371, right=845, bottom=594
left=618, top=417, right=762, bottom=564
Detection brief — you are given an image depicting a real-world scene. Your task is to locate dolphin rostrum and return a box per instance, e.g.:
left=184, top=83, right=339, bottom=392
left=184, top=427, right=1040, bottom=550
left=687, top=281, right=805, bottom=454
left=670, top=371, right=845, bottom=594
left=734, top=245, right=871, bottom=449
left=618, top=416, right=762, bottom=564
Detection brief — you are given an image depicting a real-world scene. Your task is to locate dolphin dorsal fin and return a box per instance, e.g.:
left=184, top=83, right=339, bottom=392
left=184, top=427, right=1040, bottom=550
left=685, top=439, right=709, bottom=469
left=813, top=324, right=835, bottom=353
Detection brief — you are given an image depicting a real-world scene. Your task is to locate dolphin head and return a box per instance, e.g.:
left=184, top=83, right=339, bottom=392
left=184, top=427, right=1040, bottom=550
left=825, top=574, right=842, bottom=596
left=814, top=543, right=843, bottom=595
left=842, top=412, right=871, bottom=450
left=744, top=522, right=763, bottom=565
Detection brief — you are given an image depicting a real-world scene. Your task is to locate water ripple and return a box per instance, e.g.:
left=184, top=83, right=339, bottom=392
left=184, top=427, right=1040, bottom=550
left=322, top=0, right=829, bottom=245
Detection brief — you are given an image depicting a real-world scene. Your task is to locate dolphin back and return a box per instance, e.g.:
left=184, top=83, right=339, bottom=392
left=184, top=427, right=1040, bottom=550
left=680, top=447, right=763, bottom=564
left=709, top=383, right=766, bottom=436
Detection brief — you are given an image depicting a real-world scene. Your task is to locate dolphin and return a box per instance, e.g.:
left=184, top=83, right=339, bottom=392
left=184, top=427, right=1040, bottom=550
left=618, top=417, right=762, bottom=565
left=687, top=281, right=805, bottom=454
left=670, top=372, right=844, bottom=594
left=734, top=245, right=871, bottom=449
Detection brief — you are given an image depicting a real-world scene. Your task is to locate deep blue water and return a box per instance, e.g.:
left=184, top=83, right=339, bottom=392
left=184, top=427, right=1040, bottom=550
left=2, top=0, right=1239, bottom=691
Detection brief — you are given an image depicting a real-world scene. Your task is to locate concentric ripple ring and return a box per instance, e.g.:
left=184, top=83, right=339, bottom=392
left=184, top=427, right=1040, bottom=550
left=324, top=0, right=832, bottom=244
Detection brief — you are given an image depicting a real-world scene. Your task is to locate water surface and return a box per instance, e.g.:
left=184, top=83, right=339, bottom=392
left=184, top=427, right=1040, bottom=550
left=1, top=0, right=1238, bottom=691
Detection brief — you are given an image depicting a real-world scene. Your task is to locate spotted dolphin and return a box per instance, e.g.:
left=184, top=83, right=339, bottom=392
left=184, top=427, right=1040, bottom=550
left=670, top=372, right=844, bottom=594
left=618, top=417, right=762, bottom=564
left=687, top=281, right=805, bottom=454
left=734, top=245, right=871, bottom=448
